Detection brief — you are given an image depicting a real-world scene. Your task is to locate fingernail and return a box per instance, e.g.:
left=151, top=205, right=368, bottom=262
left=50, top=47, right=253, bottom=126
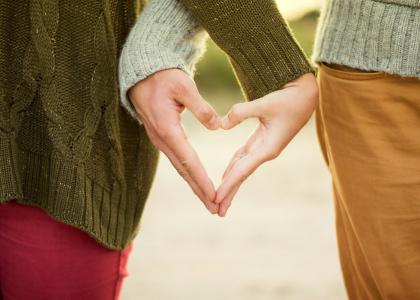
left=209, top=115, right=220, bottom=129
left=221, top=117, right=230, bottom=130
left=208, top=195, right=216, bottom=204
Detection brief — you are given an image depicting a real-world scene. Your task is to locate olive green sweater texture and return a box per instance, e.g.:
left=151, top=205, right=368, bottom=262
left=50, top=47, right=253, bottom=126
left=0, top=0, right=313, bottom=250
left=119, top=0, right=315, bottom=125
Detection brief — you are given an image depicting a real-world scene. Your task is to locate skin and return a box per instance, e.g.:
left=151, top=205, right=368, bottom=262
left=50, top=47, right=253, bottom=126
left=128, top=69, right=318, bottom=217
left=128, top=69, right=221, bottom=214
left=216, top=73, right=319, bottom=217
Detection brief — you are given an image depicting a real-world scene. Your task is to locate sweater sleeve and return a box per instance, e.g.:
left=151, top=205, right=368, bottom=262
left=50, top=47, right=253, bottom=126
left=178, top=0, right=315, bottom=101
left=118, top=0, right=208, bottom=121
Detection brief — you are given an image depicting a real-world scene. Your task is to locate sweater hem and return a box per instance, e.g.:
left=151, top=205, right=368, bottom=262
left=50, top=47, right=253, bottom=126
left=0, top=198, right=136, bottom=251
left=0, top=137, right=146, bottom=251
left=312, top=0, right=420, bottom=79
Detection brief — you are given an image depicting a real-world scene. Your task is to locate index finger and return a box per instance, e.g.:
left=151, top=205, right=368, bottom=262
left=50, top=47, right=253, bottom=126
left=162, top=126, right=216, bottom=203
left=216, top=149, right=268, bottom=205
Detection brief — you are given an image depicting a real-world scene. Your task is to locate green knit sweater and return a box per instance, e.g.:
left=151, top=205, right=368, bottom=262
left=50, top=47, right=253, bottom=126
left=0, top=0, right=313, bottom=250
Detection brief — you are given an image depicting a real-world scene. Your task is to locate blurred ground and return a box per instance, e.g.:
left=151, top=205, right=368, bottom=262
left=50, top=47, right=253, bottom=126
left=121, top=116, right=346, bottom=300
left=121, top=9, right=347, bottom=300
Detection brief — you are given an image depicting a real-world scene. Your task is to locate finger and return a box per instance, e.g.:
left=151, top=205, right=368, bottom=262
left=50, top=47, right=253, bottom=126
left=178, top=85, right=220, bottom=130
left=217, top=184, right=240, bottom=217
left=216, top=149, right=267, bottom=204
left=221, top=100, right=263, bottom=130
left=160, top=125, right=217, bottom=204
left=143, top=122, right=218, bottom=213
left=221, top=127, right=261, bottom=182
left=162, top=142, right=219, bottom=213
left=221, top=147, right=246, bottom=181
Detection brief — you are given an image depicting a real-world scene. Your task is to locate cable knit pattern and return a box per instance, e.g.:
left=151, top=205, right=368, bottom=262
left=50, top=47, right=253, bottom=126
left=118, top=0, right=208, bottom=122
left=1, top=0, right=313, bottom=250
left=0, top=0, right=157, bottom=250
left=313, top=0, right=420, bottom=78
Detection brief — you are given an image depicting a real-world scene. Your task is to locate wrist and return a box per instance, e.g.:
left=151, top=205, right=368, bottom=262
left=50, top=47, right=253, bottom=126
left=118, top=0, right=208, bottom=122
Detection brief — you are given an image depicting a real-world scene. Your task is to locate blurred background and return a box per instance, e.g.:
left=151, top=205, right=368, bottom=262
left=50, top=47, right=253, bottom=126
left=122, top=1, right=348, bottom=299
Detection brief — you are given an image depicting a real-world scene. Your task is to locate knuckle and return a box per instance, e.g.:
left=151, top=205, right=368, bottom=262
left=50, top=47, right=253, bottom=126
left=180, top=159, right=192, bottom=172
left=155, top=125, right=174, bottom=139
left=174, top=82, right=189, bottom=97
left=173, top=78, right=194, bottom=97
left=258, top=100, right=272, bottom=115
left=238, top=171, right=248, bottom=183
left=223, top=200, right=232, bottom=210
left=241, top=175, right=248, bottom=183
left=154, top=124, right=166, bottom=137
left=148, top=72, right=169, bottom=89
left=234, top=149, right=246, bottom=159
left=197, top=106, right=214, bottom=123
left=229, top=104, right=242, bottom=121
left=265, top=149, right=280, bottom=161
left=175, top=168, right=187, bottom=178
left=148, top=137, right=160, bottom=149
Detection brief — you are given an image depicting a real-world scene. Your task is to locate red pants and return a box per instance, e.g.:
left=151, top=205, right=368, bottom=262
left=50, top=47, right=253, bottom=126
left=0, top=200, right=133, bottom=300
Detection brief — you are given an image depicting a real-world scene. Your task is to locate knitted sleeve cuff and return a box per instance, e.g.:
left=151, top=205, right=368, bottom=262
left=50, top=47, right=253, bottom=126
left=117, top=0, right=208, bottom=122
left=179, top=0, right=316, bottom=101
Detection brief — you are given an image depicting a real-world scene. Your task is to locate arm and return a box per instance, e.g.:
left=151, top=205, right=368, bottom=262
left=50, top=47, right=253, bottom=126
left=177, top=0, right=318, bottom=216
left=118, top=0, right=318, bottom=216
left=118, top=0, right=208, bottom=121
left=118, top=0, right=220, bottom=213
left=216, top=74, right=318, bottom=216
left=178, top=0, right=315, bottom=101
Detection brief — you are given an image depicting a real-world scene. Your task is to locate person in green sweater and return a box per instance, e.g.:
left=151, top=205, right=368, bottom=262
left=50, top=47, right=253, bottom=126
left=0, top=0, right=317, bottom=298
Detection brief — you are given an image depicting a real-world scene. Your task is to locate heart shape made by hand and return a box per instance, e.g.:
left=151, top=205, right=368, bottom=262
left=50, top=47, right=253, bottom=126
left=128, top=69, right=318, bottom=217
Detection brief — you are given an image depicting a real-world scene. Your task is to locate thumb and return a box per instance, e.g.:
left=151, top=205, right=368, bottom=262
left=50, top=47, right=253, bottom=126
left=222, top=100, right=263, bottom=130
left=179, top=85, right=220, bottom=130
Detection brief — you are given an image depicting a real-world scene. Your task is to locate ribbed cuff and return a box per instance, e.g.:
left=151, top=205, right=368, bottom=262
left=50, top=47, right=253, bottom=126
left=227, top=23, right=315, bottom=100
left=179, top=0, right=315, bottom=101
left=118, top=0, right=208, bottom=123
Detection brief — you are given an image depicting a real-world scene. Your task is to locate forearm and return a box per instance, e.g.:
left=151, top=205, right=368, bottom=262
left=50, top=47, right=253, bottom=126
left=179, top=0, right=315, bottom=100
left=118, top=0, right=208, bottom=121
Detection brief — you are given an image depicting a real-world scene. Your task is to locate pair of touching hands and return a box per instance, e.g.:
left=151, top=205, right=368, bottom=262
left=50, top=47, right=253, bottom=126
left=128, top=69, right=318, bottom=217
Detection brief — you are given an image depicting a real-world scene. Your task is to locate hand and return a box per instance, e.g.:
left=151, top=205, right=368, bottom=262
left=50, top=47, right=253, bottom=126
left=216, top=73, right=319, bottom=217
left=128, top=69, right=221, bottom=214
